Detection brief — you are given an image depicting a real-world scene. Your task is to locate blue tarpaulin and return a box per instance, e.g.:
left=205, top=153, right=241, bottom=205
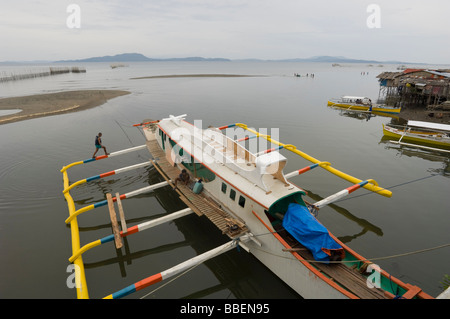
left=282, top=203, right=344, bottom=263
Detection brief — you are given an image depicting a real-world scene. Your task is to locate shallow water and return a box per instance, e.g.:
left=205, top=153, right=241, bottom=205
left=0, top=109, right=21, bottom=116
left=0, top=61, right=449, bottom=299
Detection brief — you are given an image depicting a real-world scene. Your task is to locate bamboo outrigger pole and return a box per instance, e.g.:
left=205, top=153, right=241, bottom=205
left=233, top=123, right=392, bottom=198
left=61, top=144, right=163, bottom=298
left=104, top=235, right=251, bottom=299
left=65, top=181, right=170, bottom=224
left=63, top=161, right=152, bottom=193
left=68, top=208, right=194, bottom=263
left=61, top=144, right=148, bottom=173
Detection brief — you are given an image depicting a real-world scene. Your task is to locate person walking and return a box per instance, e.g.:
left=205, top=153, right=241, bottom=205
left=92, top=132, right=109, bottom=158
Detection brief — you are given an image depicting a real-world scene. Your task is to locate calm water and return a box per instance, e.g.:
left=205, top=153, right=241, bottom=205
left=0, top=61, right=449, bottom=299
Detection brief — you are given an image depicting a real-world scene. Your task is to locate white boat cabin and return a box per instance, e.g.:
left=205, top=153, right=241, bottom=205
left=149, top=115, right=307, bottom=230
left=341, top=96, right=372, bottom=105
left=407, top=120, right=450, bottom=133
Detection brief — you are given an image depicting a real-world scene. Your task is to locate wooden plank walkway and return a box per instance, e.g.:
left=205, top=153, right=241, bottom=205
left=146, top=139, right=248, bottom=239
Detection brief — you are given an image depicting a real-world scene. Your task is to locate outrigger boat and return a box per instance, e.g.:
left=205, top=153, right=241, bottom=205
left=328, top=96, right=401, bottom=114
left=61, top=114, right=433, bottom=299
left=383, top=120, right=450, bottom=152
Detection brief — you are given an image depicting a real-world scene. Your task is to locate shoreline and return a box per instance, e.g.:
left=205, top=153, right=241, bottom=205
left=0, top=90, right=130, bottom=125
left=1, top=87, right=448, bottom=126
left=398, top=107, right=450, bottom=124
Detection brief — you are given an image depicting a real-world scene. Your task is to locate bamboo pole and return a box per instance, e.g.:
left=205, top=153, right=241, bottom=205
left=235, top=123, right=392, bottom=198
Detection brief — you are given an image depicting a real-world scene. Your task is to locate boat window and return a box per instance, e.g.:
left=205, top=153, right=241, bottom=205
left=230, top=189, right=236, bottom=201
left=161, top=131, right=166, bottom=150
left=182, top=155, right=216, bottom=183
left=168, top=138, right=183, bottom=156
left=239, top=195, right=246, bottom=208
left=221, top=182, right=227, bottom=194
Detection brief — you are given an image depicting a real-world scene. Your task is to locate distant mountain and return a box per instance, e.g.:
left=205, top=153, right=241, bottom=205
left=56, top=53, right=231, bottom=63
left=233, top=55, right=411, bottom=64
left=269, top=56, right=407, bottom=64
left=57, top=53, right=151, bottom=62
left=7, top=53, right=411, bottom=64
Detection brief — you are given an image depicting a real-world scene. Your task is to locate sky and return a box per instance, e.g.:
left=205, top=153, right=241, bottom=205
left=1, top=0, right=449, bottom=64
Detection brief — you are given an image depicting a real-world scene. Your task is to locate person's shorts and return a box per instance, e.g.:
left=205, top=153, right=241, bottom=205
left=95, top=145, right=102, bottom=149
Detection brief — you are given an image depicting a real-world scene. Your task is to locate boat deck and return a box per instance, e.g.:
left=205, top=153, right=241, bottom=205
left=146, top=139, right=248, bottom=239
left=274, top=225, right=388, bottom=299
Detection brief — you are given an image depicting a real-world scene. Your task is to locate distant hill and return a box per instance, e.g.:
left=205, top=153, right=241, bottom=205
left=6, top=53, right=412, bottom=64
left=56, top=53, right=231, bottom=63
left=60, top=53, right=152, bottom=62
left=267, top=56, right=407, bottom=64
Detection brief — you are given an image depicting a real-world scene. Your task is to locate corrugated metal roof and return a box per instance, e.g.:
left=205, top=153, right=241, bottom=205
left=425, top=70, right=450, bottom=78
left=408, top=120, right=450, bottom=131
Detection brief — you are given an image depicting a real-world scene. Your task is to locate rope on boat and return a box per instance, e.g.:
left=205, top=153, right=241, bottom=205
left=139, top=239, right=450, bottom=298
left=245, top=231, right=450, bottom=264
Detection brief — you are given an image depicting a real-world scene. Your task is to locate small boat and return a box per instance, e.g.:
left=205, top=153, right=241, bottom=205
left=110, top=63, right=129, bottom=69
left=382, top=120, right=450, bottom=151
left=328, top=96, right=401, bottom=114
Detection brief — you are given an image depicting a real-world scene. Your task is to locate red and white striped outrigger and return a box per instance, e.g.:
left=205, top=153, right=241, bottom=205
left=61, top=142, right=253, bottom=299
left=61, top=114, right=434, bottom=299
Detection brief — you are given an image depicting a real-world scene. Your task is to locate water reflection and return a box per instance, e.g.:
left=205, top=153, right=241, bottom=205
left=327, top=106, right=400, bottom=122
left=305, top=189, right=383, bottom=244
left=379, top=137, right=450, bottom=176
left=71, top=166, right=158, bottom=206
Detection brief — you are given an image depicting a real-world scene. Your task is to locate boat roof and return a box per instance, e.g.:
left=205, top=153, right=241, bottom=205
left=156, top=115, right=299, bottom=208
left=341, top=96, right=370, bottom=100
left=408, top=120, right=450, bottom=132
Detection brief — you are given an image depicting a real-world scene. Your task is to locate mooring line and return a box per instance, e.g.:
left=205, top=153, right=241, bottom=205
left=246, top=239, right=450, bottom=264
left=334, top=173, right=440, bottom=204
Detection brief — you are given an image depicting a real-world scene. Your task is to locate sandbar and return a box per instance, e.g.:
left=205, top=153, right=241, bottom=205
left=0, top=90, right=130, bottom=125
left=130, top=74, right=263, bottom=80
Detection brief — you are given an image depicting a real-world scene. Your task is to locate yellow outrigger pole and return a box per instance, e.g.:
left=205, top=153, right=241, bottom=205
left=61, top=144, right=149, bottom=299
left=234, top=123, right=392, bottom=198
left=62, top=169, right=89, bottom=299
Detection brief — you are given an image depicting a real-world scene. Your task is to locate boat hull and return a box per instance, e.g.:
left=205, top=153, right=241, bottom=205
left=224, top=198, right=352, bottom=298
left=382, top=124, right=450, bottom=149
left=327, top=101, right=401, bottom=114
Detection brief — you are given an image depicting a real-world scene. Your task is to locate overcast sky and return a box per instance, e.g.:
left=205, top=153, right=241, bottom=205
left=1, top=0, right=449, bottom=63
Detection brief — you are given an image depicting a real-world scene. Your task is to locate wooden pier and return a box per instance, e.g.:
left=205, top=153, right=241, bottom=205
left=146, top=139, right=248, bottom=239
left=0, top=66, right=86, bottom=82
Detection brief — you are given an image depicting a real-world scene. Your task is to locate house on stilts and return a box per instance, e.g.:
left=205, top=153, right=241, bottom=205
left=377, top=69, right=450, bottom=113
